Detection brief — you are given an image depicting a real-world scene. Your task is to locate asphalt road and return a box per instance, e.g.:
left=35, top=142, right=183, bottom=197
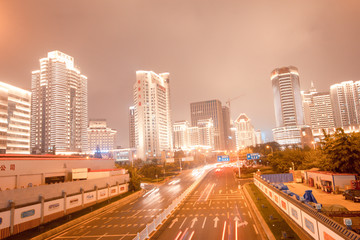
left=151, top=167, right=261, bottom=240
left=45, top=168, right=205, bottom=240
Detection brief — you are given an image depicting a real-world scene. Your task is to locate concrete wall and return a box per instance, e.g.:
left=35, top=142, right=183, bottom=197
left=0, top=174, right=129, bottom=209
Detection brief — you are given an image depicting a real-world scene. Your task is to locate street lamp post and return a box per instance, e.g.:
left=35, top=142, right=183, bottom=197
left=266, top=145, right=273, bottom=155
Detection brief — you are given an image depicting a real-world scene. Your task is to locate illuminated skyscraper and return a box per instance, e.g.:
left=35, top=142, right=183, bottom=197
left=0, top=82, right=31, bottom=154
left=133, top=71, right=173, bottom=159
left=190, top=100, right=225, bottom=150
left=330, top=81, right=360, bottom=128
left=31, top=51, right=88, bottom=153
left=271, top=66, right=305, bottom=146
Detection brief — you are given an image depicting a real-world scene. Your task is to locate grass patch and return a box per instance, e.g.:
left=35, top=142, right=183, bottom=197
left=245, top=183, right=301, bottom=240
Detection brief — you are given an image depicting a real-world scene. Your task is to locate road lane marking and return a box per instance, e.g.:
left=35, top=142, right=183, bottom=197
left=169, top=218, right=178, bottom=228
left=189, top=230, right=195, bottom=240
left=180, top=228, right=189, bottom=240
left=174, top=231, right=182, bottom=240
left=190, top=217, right=198, bottom=228
left=209, top=200, right=212, bottom=207
left=235, top=219, right=238, bottom=240
left=227, top=212, right=229, bottom=218
left=202, top=217, right=207, bottom=229
left=248, top=211, right=252, bottom=218
left=222, top=221, right=227, bottom=240
left=213, top=217, right=219, bottom=228
left=253, top=224, right=259, bottom=234
left=179, top=217, right=187, bottom=229
left=244, top=202, right=247, bottom=207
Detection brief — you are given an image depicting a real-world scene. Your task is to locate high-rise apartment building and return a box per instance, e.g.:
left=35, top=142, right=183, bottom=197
left=233, top=113, right=257, bottom=149
left=129, top=106, right=135, bottom=148
left=271, top=66, right=305, bottom=146
left=133, top=71, right=173, bottom=159
left=31, top=51, right=88, bottom=153
left=330, top=81, right=360, bottom=128
left=0, top=82, right=31, bottom=154
left=190, top=100, right=225, bottom=150
left=309, top=92, right=334, bottom=130
left=88, top=119, right=117, bottom=153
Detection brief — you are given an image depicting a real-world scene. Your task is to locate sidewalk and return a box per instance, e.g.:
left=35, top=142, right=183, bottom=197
left=286, top=182, right=360, bottom=211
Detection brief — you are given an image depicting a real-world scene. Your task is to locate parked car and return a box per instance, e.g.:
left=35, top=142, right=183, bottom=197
left=343, top=189, right=360, bottom=202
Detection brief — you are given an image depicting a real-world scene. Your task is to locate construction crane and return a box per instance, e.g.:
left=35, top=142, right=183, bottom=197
left=226, top=95, right=244, bottom=109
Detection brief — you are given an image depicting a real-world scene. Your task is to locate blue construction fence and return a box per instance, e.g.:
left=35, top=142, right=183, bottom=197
left=261, top=173, right=293, bottom=183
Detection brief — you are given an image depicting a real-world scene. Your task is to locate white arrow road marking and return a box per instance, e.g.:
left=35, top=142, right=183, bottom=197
left=179, top=217, right=187, bottom=229
left=202, top=217, right=207, bottom=229
left=238, top=221, right=248, bottom=227
left=190, top=217, right=198, bottom=228
left=213, top=217, right=219, bottom=228
left=169, top=218, right=178, bottom=228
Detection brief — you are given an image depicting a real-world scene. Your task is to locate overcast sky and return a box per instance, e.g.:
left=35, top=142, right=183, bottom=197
left=1, top=0, right=360, bottom=146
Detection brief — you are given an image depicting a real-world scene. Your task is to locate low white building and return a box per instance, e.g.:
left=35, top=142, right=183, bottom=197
left=88, top=119, right=117, bottom=153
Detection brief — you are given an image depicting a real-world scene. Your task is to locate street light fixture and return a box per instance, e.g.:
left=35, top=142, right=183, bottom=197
left=266, top=145, right=273, bottom=155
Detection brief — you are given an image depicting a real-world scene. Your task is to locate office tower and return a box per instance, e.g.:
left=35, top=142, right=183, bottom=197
left=271, top=66, right=305, bottom=146
left=0, top=82, right=31, bottom=154
left=330, top=81, right=360, bottom=128
left=88, top=119, right=117, bottom=153
left=255, top=130, right=262, bottom=145
left=31, top=51, right=88, bottom=153
left=129, top=106, right=135, bottom=148
left=222, top=106, right=231, bottom=150
left=190, top=100, right=225, bottom=150
left=173, top=120, right=190, bottom=149
left=133, top=71, right=173, bottom=160
left=233, top=113, right=256, bottom=149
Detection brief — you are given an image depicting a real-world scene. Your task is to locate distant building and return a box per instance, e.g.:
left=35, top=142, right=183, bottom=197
left=173, top=119, right=215, bottom=150
left=310, top=92, right=334, bottom=130
left=190, top=100, right=225, bottom=150
left=133, top=71, right=173, bottom=160
left=88, top=119, right=117, bottom=153
left=129, top=106, right=135, bottom=148
left=330, top=81, right=360, bottom=128
left=233, top=113, right=256, bottom=149
left=222, top=106, right=232, bottom=150
left=173, top=120, right=190, bottom=149
left=271, top=66, right=305, bottom=146
left=0, top=82, right=31, bottom=154
left=31, top=51, right=88, bottom=154
left=301, top=81, right=317, bottom=126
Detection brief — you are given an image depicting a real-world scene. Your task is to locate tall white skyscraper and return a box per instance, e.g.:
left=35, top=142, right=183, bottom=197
left=0, top=82, right=31, bottom=154
left=271, top=66, right=305, bottom=146
left=330, top=81, right=360, bottom=128
left=31, top=51, right=88, bottom=153
left=133, top=71, right=173, bottom=159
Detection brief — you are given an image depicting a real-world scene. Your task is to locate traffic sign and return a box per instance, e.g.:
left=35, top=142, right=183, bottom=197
left=247, top=153, right=260, bottom=160
left=217, top=155, right=230, bottom=162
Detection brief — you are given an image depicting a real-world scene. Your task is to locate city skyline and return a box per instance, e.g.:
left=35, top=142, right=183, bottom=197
left=1, top=1, right=360, bottom=146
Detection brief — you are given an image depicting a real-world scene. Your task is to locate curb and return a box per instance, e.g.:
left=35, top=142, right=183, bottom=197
left=31, top=190, right=144, bottom=240
left=242, top=183, right=276, bottom=240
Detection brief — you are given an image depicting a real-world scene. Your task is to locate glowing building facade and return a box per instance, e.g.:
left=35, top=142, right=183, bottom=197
left=0, top=82, right=31, bottom=154
left=133, top=71, right=173, bottom=160
left=330, top=81, right=360, bottom=128
left=271, top=66, right=305, bottom=146
left=88, top=119, right=117, bottom=153
left=31, top=51, right=88, bottom=153
left=233, top=113, right=257, bottom=149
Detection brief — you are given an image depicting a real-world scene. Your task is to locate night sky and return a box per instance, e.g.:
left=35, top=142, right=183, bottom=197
left=1, top=0, right=360, bottom=146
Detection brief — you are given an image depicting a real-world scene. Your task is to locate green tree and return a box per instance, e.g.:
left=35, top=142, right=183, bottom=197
left=321, top=128, right=360, bottom=174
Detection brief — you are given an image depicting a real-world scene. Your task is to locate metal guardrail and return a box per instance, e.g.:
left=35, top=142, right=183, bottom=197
left=132, top=170, right=208, bottom=240
left=256, top=175, right=360, bottom=240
